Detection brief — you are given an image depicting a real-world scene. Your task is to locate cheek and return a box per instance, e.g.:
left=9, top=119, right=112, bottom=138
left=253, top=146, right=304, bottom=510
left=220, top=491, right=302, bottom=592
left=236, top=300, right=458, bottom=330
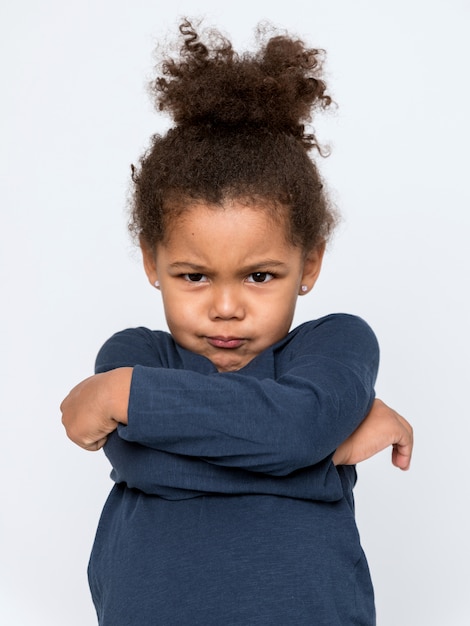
left=267, top=290, right=298, bottom=315
left=258, top=298, right=296, bottom=333
left=163, top=295, right=200, bottom=329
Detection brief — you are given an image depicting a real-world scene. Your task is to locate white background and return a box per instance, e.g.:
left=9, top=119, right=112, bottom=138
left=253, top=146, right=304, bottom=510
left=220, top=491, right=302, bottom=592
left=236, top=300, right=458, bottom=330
left=1, top=1, right=468, bottom=624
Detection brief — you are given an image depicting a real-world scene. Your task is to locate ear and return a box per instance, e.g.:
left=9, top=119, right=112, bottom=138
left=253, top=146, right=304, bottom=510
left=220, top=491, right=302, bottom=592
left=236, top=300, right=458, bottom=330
left=140, top=238, right=159, bottom=287
left=299, top=242, right=325, bottom=294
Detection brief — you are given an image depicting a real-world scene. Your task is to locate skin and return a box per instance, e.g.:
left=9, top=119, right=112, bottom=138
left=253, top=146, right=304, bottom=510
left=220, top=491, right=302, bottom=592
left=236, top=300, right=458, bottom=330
left=61, top=199, right=413, bottom=468
left=333, top=399, right=413, bottom=469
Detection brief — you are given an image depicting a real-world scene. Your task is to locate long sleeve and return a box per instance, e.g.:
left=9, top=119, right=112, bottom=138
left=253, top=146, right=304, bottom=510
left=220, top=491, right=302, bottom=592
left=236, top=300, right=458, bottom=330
left=104, top=431, right=343, bottom=501
left=110, top=314, right=379, bottom=477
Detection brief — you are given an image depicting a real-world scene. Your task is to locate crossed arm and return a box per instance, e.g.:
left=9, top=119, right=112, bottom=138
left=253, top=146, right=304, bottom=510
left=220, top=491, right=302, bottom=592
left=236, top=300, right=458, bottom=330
left=60, top=366, right=413, bottom=471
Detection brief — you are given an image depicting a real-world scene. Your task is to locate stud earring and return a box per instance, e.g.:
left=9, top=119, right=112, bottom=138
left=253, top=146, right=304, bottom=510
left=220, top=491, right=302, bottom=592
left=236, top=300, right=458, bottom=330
left=300, top=285, right=308, bottom=293
left=154, top=280, right=160, bottom=288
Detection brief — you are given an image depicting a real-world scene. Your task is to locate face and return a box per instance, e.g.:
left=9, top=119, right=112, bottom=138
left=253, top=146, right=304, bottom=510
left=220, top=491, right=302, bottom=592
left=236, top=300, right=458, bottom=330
left=142, top=200, right=324, bottom=372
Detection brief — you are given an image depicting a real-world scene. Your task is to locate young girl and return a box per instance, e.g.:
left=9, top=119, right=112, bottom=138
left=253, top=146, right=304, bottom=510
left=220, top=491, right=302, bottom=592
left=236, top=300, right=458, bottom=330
left=61, top=20, right=413, bottom=625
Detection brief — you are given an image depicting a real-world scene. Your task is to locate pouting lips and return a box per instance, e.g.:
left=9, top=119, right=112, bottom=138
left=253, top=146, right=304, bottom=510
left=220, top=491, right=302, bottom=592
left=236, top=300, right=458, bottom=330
left=206, top=337, right=245, bottom=349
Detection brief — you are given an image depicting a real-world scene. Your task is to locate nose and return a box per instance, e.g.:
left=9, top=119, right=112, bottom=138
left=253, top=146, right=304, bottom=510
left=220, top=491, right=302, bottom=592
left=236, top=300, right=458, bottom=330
left=209, top=284, right=245, bottom=321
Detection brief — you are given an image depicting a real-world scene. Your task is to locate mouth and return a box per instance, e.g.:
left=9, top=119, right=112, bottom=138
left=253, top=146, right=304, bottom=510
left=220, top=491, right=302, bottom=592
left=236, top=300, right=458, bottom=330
left=206, top=336, right=245, bottom=349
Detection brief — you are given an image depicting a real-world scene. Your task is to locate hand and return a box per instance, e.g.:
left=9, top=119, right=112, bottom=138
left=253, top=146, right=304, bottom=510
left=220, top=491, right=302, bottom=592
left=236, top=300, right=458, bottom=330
left=60, top=368, right=133, bottom=451
left=333, top=398, right=413, bottom=470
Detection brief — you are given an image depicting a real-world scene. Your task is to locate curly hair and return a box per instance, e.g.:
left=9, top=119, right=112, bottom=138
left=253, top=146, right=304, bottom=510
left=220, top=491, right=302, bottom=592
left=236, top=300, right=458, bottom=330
left=130, top=19, right=337, bottom=251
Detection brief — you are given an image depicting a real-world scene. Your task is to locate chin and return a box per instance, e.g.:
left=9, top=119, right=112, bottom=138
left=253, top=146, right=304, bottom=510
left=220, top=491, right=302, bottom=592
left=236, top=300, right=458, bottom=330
left=211, top=354, right=247, bottom=373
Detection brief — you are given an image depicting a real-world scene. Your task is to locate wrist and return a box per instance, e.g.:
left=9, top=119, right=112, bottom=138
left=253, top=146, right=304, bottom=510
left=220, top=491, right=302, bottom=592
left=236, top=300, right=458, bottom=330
left=105, top=367, right=133, bottom=425
left=332, top=445, right=346, bottom=466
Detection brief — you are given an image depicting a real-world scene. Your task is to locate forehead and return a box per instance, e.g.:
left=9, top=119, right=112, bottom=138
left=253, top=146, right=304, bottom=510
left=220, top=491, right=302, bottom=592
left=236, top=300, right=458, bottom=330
left=163, top=199, right=292, bottom=247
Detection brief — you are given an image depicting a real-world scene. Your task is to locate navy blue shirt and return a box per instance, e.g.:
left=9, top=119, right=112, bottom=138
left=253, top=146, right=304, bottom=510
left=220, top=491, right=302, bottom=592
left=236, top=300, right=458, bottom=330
left=88, top=314, right=379, bottom=625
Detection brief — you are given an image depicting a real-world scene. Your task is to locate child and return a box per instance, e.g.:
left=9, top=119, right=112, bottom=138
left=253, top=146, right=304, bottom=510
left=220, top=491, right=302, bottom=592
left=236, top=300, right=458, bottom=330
left=61, top=20, right=413, bottom=625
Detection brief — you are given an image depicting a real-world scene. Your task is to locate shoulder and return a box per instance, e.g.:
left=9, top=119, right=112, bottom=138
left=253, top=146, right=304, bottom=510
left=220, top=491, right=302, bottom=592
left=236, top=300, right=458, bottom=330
left=95, top=327, right=179, bottom=373
left=291, top=313, right=378, bottom=346
left=277, top=313, right=379, bottom=366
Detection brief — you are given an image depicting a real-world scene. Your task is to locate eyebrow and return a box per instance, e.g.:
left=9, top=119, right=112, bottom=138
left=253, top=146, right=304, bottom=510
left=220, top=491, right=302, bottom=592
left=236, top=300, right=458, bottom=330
left=168, top=260, right=289, bottom=273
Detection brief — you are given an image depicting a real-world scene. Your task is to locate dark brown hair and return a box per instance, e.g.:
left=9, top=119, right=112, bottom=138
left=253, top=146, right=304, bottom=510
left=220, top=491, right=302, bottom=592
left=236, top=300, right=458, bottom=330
left=130, top=19, right=337, bottom=250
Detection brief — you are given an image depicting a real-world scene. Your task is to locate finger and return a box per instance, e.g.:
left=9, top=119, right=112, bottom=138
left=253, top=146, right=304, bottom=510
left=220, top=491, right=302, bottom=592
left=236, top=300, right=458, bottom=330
left=392, top=447, right=411, bottom=470
left=389, top=410, right=414, bottom=470
left=391, top=434, right=413, bottom=470
left=81, top=437, right=108, bottom=452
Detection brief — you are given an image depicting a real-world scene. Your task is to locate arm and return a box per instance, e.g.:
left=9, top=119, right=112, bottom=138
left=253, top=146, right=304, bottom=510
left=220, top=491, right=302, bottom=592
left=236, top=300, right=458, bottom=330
left=120, top=315, right=379, bottom=475
left=61, top=315, right=379, bottom=476
left=61, top=326, right=346, bottom=501
left=103, top=431, right=343, bottom=501
left=61, top=327, right=187, bottom=450
left=333, top=398, right=413, bottom=470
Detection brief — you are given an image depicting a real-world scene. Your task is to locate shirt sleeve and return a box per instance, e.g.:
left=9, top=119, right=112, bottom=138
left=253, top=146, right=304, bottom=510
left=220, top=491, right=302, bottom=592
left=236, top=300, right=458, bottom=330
left=118, top=314, right=379, bottom=477
left=104, top=430, right=346, bottom=502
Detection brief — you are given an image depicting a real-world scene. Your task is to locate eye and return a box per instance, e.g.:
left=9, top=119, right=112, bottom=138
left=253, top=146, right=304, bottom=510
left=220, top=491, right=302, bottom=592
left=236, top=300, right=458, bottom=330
left=184, top=273, right=207, bottom=283
left=247, top=272, right=274, bottom=284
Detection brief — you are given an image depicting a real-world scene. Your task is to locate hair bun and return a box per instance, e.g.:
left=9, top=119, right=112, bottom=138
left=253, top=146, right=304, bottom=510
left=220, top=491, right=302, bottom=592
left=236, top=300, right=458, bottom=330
left=152, top=20, right=332, bottom=146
